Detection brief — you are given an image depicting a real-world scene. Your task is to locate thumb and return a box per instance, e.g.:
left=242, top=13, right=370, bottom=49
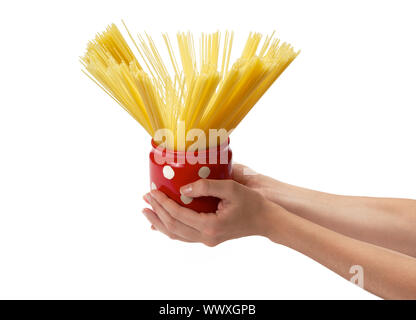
left=180, top=179, right=236, bottom=200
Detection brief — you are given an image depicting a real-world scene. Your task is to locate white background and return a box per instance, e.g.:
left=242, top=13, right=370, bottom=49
left=0, top=0, right=415, bottom=299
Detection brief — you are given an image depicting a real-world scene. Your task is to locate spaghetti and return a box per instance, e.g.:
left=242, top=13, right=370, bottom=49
left=81, top=23, right=299, bottom=150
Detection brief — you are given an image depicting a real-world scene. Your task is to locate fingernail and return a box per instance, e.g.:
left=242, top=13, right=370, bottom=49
left=180, top=184, right=192, bottom=195
left=144, top=194, right=151, bottom=203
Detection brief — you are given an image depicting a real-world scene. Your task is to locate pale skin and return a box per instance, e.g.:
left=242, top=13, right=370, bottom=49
left=142, top=164, right=416, bottom=299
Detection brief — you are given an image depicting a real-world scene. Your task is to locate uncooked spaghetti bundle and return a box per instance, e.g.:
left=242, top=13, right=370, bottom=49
left=81, top=23, right=298, bottom=150
left=81, top=22, right=299, bottom=212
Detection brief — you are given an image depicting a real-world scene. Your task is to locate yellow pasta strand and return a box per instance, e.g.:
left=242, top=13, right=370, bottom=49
left=81, top=23, right=299, bottom=150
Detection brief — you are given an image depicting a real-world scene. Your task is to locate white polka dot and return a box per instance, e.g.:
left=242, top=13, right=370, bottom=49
left=198, top=166, right=210, bottom=179
left=180, top=194, right=193, bottom=205
left=151, top=182, right=157, bottom=190
left=162, top=165, right=175, bottom=180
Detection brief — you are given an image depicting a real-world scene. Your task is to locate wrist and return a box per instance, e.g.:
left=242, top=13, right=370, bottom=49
left=257, top=200, right=289, bottom=244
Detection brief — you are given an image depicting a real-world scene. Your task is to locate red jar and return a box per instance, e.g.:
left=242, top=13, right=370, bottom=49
left=149, top=139, right=232, bottom=213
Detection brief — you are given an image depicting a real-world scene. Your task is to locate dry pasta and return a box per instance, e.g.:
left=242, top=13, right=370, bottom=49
left=81, top=23, right=299, bottom=150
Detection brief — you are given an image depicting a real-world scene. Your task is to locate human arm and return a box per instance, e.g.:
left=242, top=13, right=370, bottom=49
left=142, top=179, right=416, bottom=299
left=232, top=164, right=416, bottom=257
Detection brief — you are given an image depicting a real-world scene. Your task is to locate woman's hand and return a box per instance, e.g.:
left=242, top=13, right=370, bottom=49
left=231, top=163, right=282, bottom=204
left=142, top=163, right=416, bottom=299
left=142, top=179, right=277, bottom=246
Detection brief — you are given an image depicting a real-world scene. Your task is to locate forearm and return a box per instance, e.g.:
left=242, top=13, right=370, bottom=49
left=262, top=203, right=416, bottom=299
left=264, top=179, right=416, bottom=257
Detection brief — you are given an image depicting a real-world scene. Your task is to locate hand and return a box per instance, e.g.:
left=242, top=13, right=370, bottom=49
left=142, top=179, right=276, bottom=246
left=231, top=163, right=282, bottom=204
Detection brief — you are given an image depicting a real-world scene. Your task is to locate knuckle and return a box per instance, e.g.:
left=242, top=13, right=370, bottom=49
left=203, top=239, right=218, bottom=247
left=228, top=179, right=238, bottom=191
left=198, top=179, right=209, bottom=194
left=168, top=233, right=178, bottom=240
left=221, top=179, right=234, bottom=193
left=159, top=196, right=169, bottom=207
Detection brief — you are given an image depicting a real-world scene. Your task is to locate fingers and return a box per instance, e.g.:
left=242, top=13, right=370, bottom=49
left=231, top=163, right=256, bottom=185
left=142, top=208, right=194, bottom=242
left=142, top=191, right=225, bottom=248
left=144, top=192, right=202, bottom=241
left=142, top=207, right=165, bottom=231
left=180, top=179, right=238, bottom=200
left=150, top=190, right=211, bottom=229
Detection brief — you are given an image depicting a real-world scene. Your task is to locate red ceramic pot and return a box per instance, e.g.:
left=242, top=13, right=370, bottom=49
left=149, top=139, right=232, bottom=213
